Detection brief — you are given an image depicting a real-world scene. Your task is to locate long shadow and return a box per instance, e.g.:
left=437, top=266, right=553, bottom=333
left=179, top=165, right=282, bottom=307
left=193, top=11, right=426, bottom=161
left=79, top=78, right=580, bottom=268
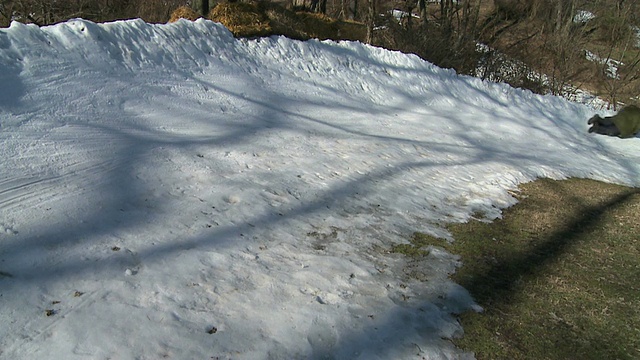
left=433, top=179, right=640, bottom=360
left=0, top=30, right=25, bottom=110
left=458, top=184, right=639, bottom=307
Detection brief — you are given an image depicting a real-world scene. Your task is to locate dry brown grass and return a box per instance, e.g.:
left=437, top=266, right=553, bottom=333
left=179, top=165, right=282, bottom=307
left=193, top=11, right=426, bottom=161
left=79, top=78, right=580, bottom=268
left=397, top=178, right=640, bottom=359
left=168, top=6, right=201, bottom=23
left=208, top=2, right=273, bottom=37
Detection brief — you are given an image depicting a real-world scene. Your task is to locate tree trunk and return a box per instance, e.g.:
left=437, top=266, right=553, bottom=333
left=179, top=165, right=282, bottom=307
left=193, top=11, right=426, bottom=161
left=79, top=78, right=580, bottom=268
left=310, top=0, right=319, bottom=12
left=202, top=0, right=209, bottom=16
left=440, top=0, right=454, bottom=37
left=352, top=0, right=358, bottom=20
left=418, top=0, right=427, bottom=26
left=366, top=0, right=375, bottom=43
left=319, top=0, right=327, bottom=14
left=193, top=0, right=210, bottom=16
left=339, top=0, right=347, bottom=19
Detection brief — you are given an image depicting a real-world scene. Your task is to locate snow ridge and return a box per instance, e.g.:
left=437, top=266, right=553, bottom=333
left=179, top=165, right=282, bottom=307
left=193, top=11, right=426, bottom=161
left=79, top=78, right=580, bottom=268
left=0, top=18, right=639, bottom=360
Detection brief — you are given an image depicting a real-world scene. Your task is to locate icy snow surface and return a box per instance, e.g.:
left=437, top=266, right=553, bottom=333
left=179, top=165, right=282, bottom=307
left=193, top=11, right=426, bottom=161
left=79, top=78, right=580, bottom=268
left=0, top=18, right=639, bottom=359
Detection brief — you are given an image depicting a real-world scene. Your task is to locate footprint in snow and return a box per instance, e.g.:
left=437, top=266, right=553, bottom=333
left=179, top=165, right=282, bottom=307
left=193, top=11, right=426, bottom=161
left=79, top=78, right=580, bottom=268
left=0, top=224, right=18, bottom=235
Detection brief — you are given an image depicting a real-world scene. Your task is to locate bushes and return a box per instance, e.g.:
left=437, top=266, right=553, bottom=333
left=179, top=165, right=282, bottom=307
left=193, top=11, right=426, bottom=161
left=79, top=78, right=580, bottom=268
left=0, top=0, right=187, bottom=26
left=375, top=19, right=482, bottom=76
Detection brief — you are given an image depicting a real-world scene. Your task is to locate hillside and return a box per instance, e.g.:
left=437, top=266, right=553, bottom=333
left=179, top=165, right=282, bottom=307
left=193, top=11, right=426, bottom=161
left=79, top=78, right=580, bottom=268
left=0, top=18, right=639, bottom=359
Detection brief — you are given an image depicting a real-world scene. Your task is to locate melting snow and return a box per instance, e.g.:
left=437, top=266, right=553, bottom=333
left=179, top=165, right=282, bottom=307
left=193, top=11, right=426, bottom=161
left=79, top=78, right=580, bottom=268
left=0, top=18, right=638, bottom=359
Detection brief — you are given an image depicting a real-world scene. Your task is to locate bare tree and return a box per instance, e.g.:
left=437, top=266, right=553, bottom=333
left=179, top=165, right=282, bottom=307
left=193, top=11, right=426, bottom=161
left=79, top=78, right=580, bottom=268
left=365, top=0, right=376, bottom=43
left=203, top=0, right=210, bottom=14
left=417, top=0, right=427, bottom=26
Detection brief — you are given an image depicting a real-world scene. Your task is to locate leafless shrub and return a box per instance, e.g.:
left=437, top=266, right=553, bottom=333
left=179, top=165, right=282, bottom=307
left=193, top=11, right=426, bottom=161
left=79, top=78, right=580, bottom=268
left=375, top=11, right=481, bottom=75
left=475, top=46, right=549, bottom=94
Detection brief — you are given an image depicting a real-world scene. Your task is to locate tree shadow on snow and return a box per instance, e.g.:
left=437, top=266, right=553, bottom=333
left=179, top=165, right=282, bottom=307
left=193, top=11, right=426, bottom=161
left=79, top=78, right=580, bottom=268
left=0, top=36, right=639, bottom=359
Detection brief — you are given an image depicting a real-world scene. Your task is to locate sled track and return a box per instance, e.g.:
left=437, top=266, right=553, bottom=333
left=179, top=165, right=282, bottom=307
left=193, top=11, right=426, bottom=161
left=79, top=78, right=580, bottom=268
left=0, top=158, right=134, bottom=212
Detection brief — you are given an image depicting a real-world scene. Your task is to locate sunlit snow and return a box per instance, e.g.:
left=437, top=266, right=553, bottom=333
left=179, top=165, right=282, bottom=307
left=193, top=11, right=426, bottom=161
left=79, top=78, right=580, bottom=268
left=0, top=18, right=638, bottom=359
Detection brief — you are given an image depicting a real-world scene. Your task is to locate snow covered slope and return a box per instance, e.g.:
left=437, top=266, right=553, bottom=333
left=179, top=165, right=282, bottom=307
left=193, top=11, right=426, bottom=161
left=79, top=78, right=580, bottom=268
left=0, top=18, right=638, bottom=359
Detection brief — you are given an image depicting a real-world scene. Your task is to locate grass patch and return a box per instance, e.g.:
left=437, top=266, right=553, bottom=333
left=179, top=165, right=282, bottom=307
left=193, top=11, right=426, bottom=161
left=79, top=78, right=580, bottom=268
left=391, top=232, right=434, bottom=257
left=397, top=178, right=640, bottom=359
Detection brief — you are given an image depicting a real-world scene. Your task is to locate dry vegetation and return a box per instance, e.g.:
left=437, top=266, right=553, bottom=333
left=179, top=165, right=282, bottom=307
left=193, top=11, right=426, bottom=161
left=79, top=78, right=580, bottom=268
left=168, top=6, right=201, bottom=23
left=372, top=0, right=640, bottom=106
left=2, top=0, right=638, bottom=104
left=479, top=0, right=640, bottom=105
left=206, top=1, right=366, bottom=41
left=0, top=0, right=187, bottom=25
left=209, top=2, right=274, bottom=37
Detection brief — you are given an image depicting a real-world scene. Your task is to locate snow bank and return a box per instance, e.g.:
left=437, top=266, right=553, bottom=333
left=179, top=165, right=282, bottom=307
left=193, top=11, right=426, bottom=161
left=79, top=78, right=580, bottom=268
left=0, top=18, right=638, bottom=360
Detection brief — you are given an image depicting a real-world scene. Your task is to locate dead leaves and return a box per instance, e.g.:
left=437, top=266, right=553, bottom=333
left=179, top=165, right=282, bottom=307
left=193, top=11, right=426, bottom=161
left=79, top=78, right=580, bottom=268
left=44, top=291, right=84, bottom=316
